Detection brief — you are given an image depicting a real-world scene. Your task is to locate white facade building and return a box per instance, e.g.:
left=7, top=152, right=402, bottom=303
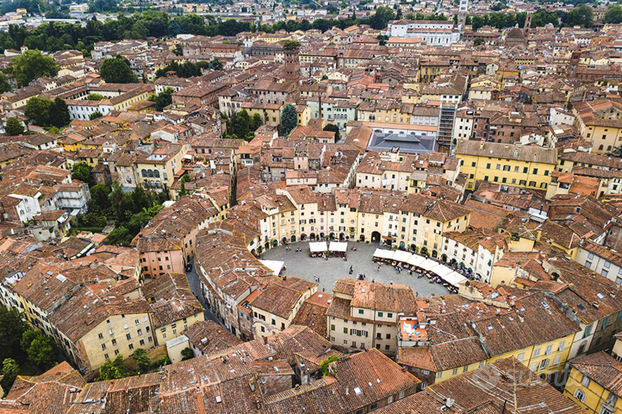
left=385, top=20, right=461, bottom=46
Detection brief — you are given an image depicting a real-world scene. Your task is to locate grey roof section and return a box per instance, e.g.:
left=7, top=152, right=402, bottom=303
left=367, top=130, right=438, bottom=154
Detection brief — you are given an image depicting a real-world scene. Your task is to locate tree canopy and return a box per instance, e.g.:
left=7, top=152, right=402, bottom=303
left=154, top=87, right=174, bottom=111
left=225, top=109, right=262, bottom=141
left=11, top=49, right=58, bottom=87
left=100, top=55, right=138, bottom=83
left=604, top=5, right=622, bottom=24
left=0, top=307, right=28, bottom=363
left=97, top=354, right=128, bottom=380
left=279, top=104, right=298, bottom=137
left=5, top=118, right=24, bottom=136
left=24, top=97, right=70, bottom=128
left=133, top=348, right=150, bottom=374
left=369, top=6, right=395, bottom=30
left=564, top=4, right=594, bottom=28
left=72, top=162, right=94, bottom=186
left=20, top=329, right=57, bottom=370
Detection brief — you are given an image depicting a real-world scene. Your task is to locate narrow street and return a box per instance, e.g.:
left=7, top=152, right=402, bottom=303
left=184, top=262, right=223, bottom=326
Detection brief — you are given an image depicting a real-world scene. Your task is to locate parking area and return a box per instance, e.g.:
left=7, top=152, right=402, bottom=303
left=259, top=241, right=449, bottom=297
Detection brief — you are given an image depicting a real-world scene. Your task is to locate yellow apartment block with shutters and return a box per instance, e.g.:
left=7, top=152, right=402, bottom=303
left=456, top=141, right=557, bottom=191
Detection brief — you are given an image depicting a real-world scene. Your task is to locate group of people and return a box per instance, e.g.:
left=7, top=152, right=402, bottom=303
left=284, top=247, right=303, bottom=252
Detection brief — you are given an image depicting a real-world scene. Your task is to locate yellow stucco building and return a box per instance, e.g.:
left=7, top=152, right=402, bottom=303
left=456, top=141, right=557, bottom=191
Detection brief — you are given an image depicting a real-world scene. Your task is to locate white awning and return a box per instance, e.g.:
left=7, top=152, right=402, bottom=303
left=443, top=271, right=468, bottom=287
left=407, top=255, right=425, bottom=267
left=259, top=260, right=284, bottom=276
left=329, top=241, right=348, bottom=252
left=373, top=248, right=394, bottom=260
left=393, top=250, right=411, bottom=263
left=419, top=259, right=438, bottom=271
left=431, top=264, right=453, bottom=278
left=309, top=241, right=328, bottom=253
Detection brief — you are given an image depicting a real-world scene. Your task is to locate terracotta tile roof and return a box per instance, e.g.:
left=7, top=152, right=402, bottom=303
left=570, top=351, right=622, bottom=398
left=182, top=320, right=243, bottom=355
left=291, top=292, right=333, bottom=337
left=378, top=357, right=582, bottom=414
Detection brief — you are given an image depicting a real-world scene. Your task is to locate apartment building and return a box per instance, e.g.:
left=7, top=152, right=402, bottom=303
left=397, top=287, right=579, bottom=386
left=573, top=99, right=622, bottom=154
left=456, top=141, right=557, bottom=191
left=575, top=240, right=622, bottom=284
left=136, top=195, right=221, bottom=279
left=327, top=279, right=417, bottom=355
left=565, top=348, right=622, bottom=414
left=442, top=229, right=508, bottom=283
left=134, top=143, right=189, bottom=191
left=250, top=276, right=317, bottom=338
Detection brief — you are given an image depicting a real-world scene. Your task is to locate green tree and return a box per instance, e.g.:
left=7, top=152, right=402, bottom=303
left=279, top=104, right=297, bottom=136
left=319, top=355, right=339, bottom=376
left=323, top=123, right=340, bottom=141
left=100, top=55, right=137, bottom=83
left=233, top=110, right=251, bottom=139
left=209, top=58, right=223, bottom=71
left=604, top=5, right=622, bottom=24
left=49, top=97, right=70, bottom=128
left=89, top=111, right=103, bottom=120
left=565, top=4, right=594, bottom=28
left=0, top=73, right=11, bottom=93
left=98, top=354, right=128, bottom=380
left=24, top=97, right=53, bottom=126
left=250, top=113, right=263, bottom=131
left=1, top=358, right=19, bottom=394
left=474, top=38, right=484, bottom=46
left=155, top=87, right=174, bottom=111
left=283, top=40, right=301, bottom=50
left=153, top=355, right=170, bottom=367
left=376, top=35, right=389, bottom=45
left=21, top=329, right=56, bottom=369
left=133, top=348, right=150, bottom=373
left=178, top=173, right=190, bottom=197
left=168, top=20, right=181, bottom=37
left=5, top=118, right=24, bottom=136
left=369, top=6, right=395, bottom=30
left=11, top=49, right=59, bottom=87
left=472, top=15, right=485, bottom=30
left=127, top=204, right=163, bottom=233
left=89, top=183, right=112, bottom=211
left=72, top=162, right=93, bottom=186
left=181, top=347, right=194, bottom=361
left=87, top=93, right=105, bottom=100
left=106, top=226, right=132, bottom=246
left=0, top=307, right=28, bottom=362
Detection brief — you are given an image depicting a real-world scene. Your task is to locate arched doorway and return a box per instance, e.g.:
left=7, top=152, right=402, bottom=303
left=301, top=233, right=307, bottom=241
left=291, top=235, right=296, bottom=242
left=272, top=240, right=278, bottom=247
left=441, top=253, right=447, bottom=263
left=432, top=250, right=438, bottom=258
left=264, top=242, right=270, bottom=250
left=281, top=237, right=288, bottom=244
left=310, top=233, right=316, bottom=240
left=339, top=233, right=345, bottom=241
left=320, top=232, right=325, bottom=239
left=371, top=231, right=381, bottom=243
left=360, top=234, right=365, bottom=242
left=251, top=249, right=257, bottom=256
left=399, top=241, right=405, bottom=250
left=329, top=232, right=335, bottom=240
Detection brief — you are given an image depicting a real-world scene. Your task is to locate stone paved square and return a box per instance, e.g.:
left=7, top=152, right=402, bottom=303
left=260, top=241, right=449, bottom=297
